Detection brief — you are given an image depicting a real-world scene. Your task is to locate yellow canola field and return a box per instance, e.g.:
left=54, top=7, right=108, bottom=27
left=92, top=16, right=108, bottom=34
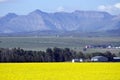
left=0, top=63, right=120, bottom=80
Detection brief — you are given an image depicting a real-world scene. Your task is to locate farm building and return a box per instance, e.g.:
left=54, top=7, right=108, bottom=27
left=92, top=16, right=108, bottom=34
left=72, top=59, right=83, bottom=62
left=91, top=56, right=108, bottom=62
left=113, top=57, right=120, bottom=62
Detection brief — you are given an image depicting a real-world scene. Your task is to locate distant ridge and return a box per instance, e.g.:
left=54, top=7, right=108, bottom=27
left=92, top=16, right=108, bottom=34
left=0, top=9, right=120, bottom=36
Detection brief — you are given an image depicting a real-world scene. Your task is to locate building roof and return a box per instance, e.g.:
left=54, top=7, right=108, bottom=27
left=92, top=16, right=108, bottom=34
left=113, top=57, right=120, bottom=59
left=92, top=56, right=107, bottom=59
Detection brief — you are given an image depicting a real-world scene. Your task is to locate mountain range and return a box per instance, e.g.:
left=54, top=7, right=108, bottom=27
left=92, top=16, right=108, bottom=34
left=0, top=9, right=120, bottom=36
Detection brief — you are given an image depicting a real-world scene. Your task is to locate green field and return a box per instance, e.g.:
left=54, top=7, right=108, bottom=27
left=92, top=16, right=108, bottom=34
left=0, top=37, right=120, bottom=53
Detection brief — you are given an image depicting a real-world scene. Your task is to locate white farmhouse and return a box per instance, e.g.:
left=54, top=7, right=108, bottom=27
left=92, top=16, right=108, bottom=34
left=72, top=59, right=83, bottom=63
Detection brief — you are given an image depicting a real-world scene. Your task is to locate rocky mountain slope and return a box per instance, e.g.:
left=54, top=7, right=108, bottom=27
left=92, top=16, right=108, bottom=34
left=0, top=10, right=120, bottom=36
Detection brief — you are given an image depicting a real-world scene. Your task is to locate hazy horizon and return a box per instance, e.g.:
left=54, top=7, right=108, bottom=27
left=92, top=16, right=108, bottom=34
left=0, top=0, right=120, bottom=16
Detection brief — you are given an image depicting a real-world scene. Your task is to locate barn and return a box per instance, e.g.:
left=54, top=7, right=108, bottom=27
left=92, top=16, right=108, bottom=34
left=91, top=56, right=108, bottom=62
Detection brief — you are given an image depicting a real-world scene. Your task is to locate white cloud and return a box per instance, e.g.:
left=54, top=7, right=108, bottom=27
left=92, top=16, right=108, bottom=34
left=56, top=6, right=65, bottom=12
left=98, top=5, right=115, bottom=12
left=98, top=3, right=120, bottom=14
left=98, top=5, right=106, bottom=10
left=114, top=3, right=120, bottom=9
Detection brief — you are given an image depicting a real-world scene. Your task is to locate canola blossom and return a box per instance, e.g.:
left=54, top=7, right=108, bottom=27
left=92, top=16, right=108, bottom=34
left=0, top=63, right=120, bottom=80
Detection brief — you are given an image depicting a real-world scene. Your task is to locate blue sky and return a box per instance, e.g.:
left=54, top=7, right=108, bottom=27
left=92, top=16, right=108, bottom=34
left=0, top=0, right=120, bottom=16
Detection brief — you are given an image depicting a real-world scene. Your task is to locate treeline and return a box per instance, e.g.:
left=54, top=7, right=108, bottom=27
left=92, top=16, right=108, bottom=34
left=0, top=47, right=119, bottom=62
